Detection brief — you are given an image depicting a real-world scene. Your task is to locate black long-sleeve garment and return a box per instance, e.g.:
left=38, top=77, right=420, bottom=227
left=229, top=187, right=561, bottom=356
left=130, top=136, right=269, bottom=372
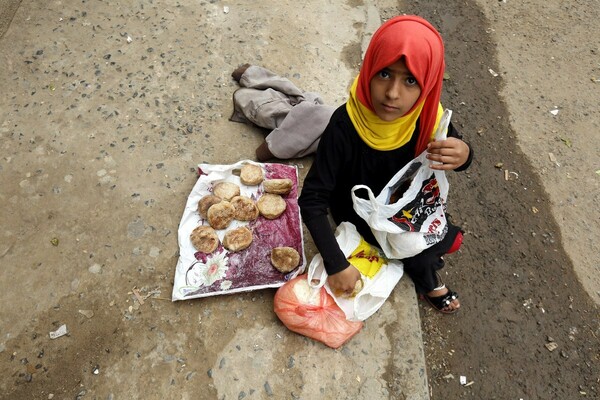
left=298, top=104, right=473, bottom=275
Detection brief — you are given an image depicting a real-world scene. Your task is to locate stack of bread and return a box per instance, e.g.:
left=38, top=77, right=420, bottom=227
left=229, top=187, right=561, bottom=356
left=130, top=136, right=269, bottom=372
left=189, top=163, right=300, bottom=273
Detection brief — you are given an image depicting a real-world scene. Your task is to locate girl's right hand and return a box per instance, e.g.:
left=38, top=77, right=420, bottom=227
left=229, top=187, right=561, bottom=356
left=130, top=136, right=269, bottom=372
left=328, top=265, right=361, bottom=296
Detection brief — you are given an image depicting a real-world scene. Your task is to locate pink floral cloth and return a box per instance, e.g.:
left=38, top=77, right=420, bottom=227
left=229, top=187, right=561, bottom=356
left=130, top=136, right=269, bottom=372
left=172, top=161, right=306, bottom=300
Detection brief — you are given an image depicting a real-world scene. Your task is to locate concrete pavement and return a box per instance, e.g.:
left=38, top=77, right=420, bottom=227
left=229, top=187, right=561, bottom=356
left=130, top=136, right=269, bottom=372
left=0, top=0, right=430, bottom=399
left=0, top=0, right=21, bottom=39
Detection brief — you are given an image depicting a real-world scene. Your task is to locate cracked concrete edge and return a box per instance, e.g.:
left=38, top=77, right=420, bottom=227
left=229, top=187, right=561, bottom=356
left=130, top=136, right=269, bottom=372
left=391, top=277, right=430, bottom=400
left=0, top=0, right=21, bottom=39
left=359, top=4, right=430, bottom=399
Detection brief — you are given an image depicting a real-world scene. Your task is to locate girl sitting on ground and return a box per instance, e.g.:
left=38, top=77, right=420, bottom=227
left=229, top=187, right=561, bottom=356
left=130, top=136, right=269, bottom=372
left=298, top=15, right=473, bottom=313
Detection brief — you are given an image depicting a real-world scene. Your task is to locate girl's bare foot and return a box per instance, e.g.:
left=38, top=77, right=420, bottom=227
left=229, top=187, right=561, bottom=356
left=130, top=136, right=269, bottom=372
left=231, top=63, right=251, bottom=82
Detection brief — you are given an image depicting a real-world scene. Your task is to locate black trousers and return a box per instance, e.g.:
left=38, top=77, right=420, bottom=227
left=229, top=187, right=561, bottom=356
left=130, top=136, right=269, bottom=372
left=401, top=224, right=462, bottom=294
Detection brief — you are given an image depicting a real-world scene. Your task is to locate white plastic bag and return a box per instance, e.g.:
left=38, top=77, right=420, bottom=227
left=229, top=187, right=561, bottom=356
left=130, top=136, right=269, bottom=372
left=307, top=222, right=404, bottom=321
left=351, top=109, right=452, bottom=260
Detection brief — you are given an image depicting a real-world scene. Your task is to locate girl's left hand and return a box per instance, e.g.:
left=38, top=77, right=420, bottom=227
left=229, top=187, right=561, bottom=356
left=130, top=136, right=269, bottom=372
left=426, top=138, right=470, bottom=170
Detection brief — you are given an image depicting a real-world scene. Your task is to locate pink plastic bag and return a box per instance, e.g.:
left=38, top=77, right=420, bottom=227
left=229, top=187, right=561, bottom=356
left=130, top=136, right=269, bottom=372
left=274, top=274, right=363, bottom=349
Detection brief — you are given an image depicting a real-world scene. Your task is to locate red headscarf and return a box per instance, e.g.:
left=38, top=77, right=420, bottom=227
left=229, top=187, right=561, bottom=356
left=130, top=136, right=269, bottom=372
left=356, top=15, right=445, bottom=155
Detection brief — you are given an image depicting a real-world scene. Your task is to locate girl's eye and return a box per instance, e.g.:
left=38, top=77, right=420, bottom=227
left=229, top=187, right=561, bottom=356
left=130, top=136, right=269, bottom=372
left=406, top=76, right=417, bottom=85
left=378, top=70, right=391, bottom=79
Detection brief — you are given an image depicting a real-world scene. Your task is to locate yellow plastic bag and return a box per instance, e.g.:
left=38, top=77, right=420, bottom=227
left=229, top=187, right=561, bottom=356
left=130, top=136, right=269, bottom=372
left=347, top=238, right=385, bottom=278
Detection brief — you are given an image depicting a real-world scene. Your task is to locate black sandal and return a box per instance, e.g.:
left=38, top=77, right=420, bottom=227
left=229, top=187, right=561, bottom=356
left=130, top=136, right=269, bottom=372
left=423, top=288, right=459, bottom=314
left=422, top=272, right=460, bottom=314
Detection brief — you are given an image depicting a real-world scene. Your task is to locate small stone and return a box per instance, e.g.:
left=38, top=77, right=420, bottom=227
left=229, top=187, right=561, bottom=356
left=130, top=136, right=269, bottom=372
left=264, top=381, right=273, bottom=396
left=545, top=342, right=558, bottom=352
left=163, top=355, right=174, bottom=362
left=149, top=247, right=160, bottom=258
left=88, top=264, right=102, bottom=274
left=127, top=219, right=145, bottom=239
left=50, top=238, right=59, bottom=246
left=78, top=310, right=94, bottom=319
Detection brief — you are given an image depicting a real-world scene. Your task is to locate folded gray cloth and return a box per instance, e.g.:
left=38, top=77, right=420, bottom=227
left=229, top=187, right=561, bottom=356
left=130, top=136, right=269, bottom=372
left=231, top=65, right=335, bottom=159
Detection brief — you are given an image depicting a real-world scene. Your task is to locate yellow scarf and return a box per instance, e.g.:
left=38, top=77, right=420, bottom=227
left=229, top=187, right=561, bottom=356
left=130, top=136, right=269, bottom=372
left=346, top=77, right=444, bottom=151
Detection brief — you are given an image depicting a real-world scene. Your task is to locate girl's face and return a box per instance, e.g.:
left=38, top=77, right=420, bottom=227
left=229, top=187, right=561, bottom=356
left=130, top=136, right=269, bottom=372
left=369, top=57, right=422, bottom=121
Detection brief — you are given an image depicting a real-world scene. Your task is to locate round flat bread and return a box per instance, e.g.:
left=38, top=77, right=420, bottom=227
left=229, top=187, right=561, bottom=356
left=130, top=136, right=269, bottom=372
left=240, top=164, right=264, bottom=186
left=230, top=195, right=259, bottom=221
left=213, top=181, right=240, bottom=201
left=190, top=225, right=219, bottom=253
left=257, top=193, right=287, bottom=219
left=270, top=247, right=300, bottom=273
left=263, top=178, right=293, bottom=195
left=350, top=278, right=364, bottom=297
left=223, top=226, right=253, bottom=252
left=207, top=201, right=235, bottom=230
left=334, top=278, right=364, bottom=298
left=197, top=194, right=222, bottom=219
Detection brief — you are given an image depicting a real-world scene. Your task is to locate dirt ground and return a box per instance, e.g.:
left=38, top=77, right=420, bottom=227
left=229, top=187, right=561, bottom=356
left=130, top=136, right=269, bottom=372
left=1, top=0, right=599, bottom=399
left=400, top=1, right=600, bottom=399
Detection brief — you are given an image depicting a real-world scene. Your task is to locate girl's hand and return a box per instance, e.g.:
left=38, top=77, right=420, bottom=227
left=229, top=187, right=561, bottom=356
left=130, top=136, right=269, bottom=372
left=327, top=265, right=361, bottom=297
left=426, top=138, right=470, bottom=170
